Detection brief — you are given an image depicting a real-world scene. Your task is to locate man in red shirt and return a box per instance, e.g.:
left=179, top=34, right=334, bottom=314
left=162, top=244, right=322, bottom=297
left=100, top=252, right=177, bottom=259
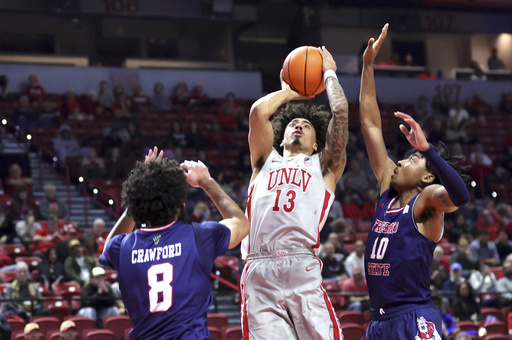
left=92, top=218, right=108, bottom=253
left=31, top=215, right=65, bottom=256
left=24, top=73, right=46, bottom=103
left=341, top=262, right=370, bottom=312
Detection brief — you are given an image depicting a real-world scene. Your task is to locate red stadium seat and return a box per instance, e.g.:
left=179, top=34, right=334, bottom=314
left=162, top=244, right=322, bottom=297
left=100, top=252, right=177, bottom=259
left=104, top=269, right=118, bottom=284
left=7, top=318, right=25, bottom=335
left=222, top=325, right=243, bottom=339
left=52, top=281, right=81, bottom=299
left=207, top=313, right=229, bottom=330
left=336, top=310, right=365, bottom=326
left=484, top=321, right=508, bottom=336
left=486, top=335, right=510, bottom=340
left=482, top=307, right=504, bottom=322
left=456, top=320, right=478, bottom=332
left=83, top=329, right=116, bottom=340
left=208, top=326, right=223, bottom=340
left=48, top=330, right=61, bottom=340
left=0, top=243, right=27, bottom=260
left=0, top=270, right=17, bottom=283
left=103, top=315, right=132, bottom=340
left=15, top=256, right=42, bottom=271
left=340, top=323, right=365, bottom=340
left=28, top=316, right=60, bottom=337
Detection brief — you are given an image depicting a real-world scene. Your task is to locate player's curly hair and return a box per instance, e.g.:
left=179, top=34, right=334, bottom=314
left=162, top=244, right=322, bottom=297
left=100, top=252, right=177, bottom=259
left=121, top=159, right=189, bottom=227
left=271, top=102, right=331, bottom=156
left=405, top=142, right=471, bottom=188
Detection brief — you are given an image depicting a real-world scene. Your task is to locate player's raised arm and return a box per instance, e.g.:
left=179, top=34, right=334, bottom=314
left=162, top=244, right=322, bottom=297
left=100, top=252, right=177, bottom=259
left=181, top=160, right=249, bottom=249
left=317, top=46, right=349, bottom=190
left=248, top=71, right=313, bottom=178
left=359, top=23, right=396, bottom=191
left=395, top=111, right=470, bottom=215
left=103, top=146, right=164, bottom=247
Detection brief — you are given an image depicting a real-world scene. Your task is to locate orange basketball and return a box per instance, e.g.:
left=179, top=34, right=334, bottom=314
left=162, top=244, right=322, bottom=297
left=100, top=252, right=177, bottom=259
left=282, top=46, right=325, bottom=96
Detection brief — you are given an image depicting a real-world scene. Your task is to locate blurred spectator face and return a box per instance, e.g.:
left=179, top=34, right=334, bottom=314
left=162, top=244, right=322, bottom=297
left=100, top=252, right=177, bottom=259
left=87, top=148, right=98, bottom=160
left=504, top=262, right=512, bottom=279
left=45, top=185, right=56, bottom=199
left=9, top=164, right=22, bottom=178
left=61, top=328, right=77, bottom=340
left=16, top=262, right=29, bottom=285
left=498, top=230, right=509, bottom=244
left=352, top=263, right=363, bottom=281
left=28, top=73, right=38, bottom=84
left=459, top=283, right=470, bottom=298
left=88, top=91, right=98, bottom=101
left=324, top=242, right=335, bottom=258
left=48, top=248, right=57, bottom=263
left=458, top=237, right=469, bottom=252
left=19, top=94, right=30, bottom=109
left=48, top=219, right=59, bottom=233
left=433, top=246, right=444, bottom=262
left=71, top=243, right=83, bottom=257
left=327, top=233, right=339, bottom=246
left=93, top=219, right=105, bottom=236
left=354, top=240, right=365, bottom=256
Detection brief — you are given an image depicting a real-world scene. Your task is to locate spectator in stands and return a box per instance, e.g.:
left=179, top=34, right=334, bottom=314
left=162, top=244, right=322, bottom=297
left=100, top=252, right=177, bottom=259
left=499, top=91, right=512, bottom=114
left=189, top=83, right=212, bottom=107
left=187, top=201, right=211, bottom=224
left=97, top=80, right=115, bottom=109
left=426, top=120, right=446, bottom=145
left=24, top=73, right=46, bottom=104
left=445, top=101, right=469, bottom=144
left=130, top=82, right=150, bottom=114
left=469, top=259, right=499, bottom=307
left=4, top=163, right=33, bottom=196
left=403, top=52, right=414, bottom=66
left=326, top=232, right=347, bottom=259
left=0, top=205, right=16, bottom=245
left=497, top=260, right=512, bottom=308
left=469, top=141, right=493, bottom=168
left=10, top=186, right=39, bottom=221
left=450, top=235, right=475, bottom=278
left=104, top=146, right=127, bottom=180
left=60, top=90, right=87, bottom=121
left=54, top=224, right=79, bottom=263
left=431, top=245, right=450, bottom=290
left=37, top=247, right=64, bottom=288
left=171, top=81, right=191, bottom=107
left=469, top=228, right=500, bottom=267
left=15, top=208, right=41, bottom=248
left=100, top=119, right=130, bottom=156
left=185, top=121, right=206, bottom=149
left=80, top=148, right=105, bottom=179
left=82, top=90, right=106, bottom=119
left=91, top=218, right=108, bottom=253
left=39, top=98, right=59, bottom=127
left=431, top=92, right=451, bottom=119
left=487, top=47, right=506, bottom=71
left=23, top=323, right=41, bottom=340
left=387, top=52, right=401, bottom=66
left=59, top=320, right=77, bottom=340
left=413, top=95, right=433, bottom=120
left=113, top=84, right=125, bottom=101
left=341, top=262, right=369, bottom=312
left=442, top=262, right=465, bottom=305
left=453, top=282, right=481, bottom=322
left=205, top=120, right=230, bottom=149
left=0, top=314, right=10, bottom=340
left=39, top=183, right=69, bottom=221
left=77, top=266, right=120, bottom=324
left=83, top=232, right=101, bottom=257
left=218, top=92, right=243, bottom=131
left=446, top=212, right=472, bottom=245
left=14, top=94, right=40, bottom=132
left=340, top=192, right=363, bottom=222
left=124, top=121, right=145, bottom=159
left=111, top=93, right=132, bottom=119
left=52, top=124, right=89, bottom=165
left=469, top=60, right=487, bottom=81
left=417, top=66, right=437, bottom=80
left=339, top=159, right=372, bottom=194
left=166, top=121, right=187, bottom=148
left=320, top=241, right=347, bottom=282
left=63, top=238, right=97, bottom=285
left=149, top=82, right=171, bottom=113
left=431, top=295, right=458, bottom=340
left=476, top=208, right=503, bottom=242
left=345, top=240, right=365, bottom=278
left=32, top=215, right=65, bottom=257
left=4, top=261, right=52, bottom=322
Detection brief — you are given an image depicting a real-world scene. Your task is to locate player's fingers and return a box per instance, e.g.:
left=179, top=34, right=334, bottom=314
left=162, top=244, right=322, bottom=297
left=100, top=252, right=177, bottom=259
left=157, top=150, right=164, bottom=160
left=399, top=124, right=409, bottom=135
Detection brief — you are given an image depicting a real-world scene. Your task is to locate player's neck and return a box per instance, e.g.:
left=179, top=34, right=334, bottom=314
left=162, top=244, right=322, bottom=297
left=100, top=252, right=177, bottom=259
left=283, top=148, right=312, bottom=158
left=396, top=189, right=421, bottom=208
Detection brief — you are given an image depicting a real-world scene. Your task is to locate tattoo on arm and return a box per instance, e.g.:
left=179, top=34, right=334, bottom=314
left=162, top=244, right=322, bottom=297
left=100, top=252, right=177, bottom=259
left=439, top=193, right=451, bottom=208
left=325, top=78, right=349, bottom=175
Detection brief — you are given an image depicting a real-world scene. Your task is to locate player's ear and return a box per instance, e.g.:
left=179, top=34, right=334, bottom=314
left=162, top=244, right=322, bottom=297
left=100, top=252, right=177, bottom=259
left=421, top=173, right=435, bottom=186
left=280, top=140, right=284, bottom=147
left=313, top=143, right=318, bottom=152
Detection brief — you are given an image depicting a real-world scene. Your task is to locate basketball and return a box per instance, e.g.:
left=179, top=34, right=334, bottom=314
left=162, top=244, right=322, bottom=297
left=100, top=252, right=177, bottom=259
left=282, top=46, right=325, bottom=96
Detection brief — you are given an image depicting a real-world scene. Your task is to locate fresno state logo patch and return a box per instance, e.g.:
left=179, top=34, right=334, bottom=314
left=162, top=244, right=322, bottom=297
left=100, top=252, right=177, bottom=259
left=415, top=317, right=441, bottom=340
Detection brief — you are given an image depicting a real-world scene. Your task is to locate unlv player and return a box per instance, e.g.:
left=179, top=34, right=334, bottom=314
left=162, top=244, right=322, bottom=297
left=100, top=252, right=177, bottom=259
left=360, top=24, right=469, bottom=339
left=241, top=46, right=347, bottom=339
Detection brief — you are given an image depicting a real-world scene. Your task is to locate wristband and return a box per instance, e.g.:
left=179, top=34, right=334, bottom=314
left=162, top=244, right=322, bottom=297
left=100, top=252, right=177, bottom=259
left=419, top=143, right=470, bottom=206
left=323, top=69, right=338, bottom=85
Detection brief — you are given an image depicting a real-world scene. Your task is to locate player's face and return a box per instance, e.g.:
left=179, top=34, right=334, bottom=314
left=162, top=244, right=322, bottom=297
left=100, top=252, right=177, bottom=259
left=281, top=118, right=317, bottom=155
left=390, top=153, right=430, bottom=191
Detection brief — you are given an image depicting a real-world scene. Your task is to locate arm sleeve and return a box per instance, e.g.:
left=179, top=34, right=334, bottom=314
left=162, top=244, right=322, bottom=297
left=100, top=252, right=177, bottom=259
left=419, top=143, right=470, bottom=207
left=193, top=221, right=231, bottom=269
left=99, top=234, right=126, bottom=270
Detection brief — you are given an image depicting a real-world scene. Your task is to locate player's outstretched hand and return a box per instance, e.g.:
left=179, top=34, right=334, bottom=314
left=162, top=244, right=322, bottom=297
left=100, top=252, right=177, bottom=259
left=181, top=160, right=211, bottom=188
left=395, top=111, right=429, bottom=151
left=145, top=146, right=164, bottom=163
left=280, top=69, right=315, bottom=101
left=318, top=46, right=336, bottom=73
left=363, top=23, right=389, bottom=66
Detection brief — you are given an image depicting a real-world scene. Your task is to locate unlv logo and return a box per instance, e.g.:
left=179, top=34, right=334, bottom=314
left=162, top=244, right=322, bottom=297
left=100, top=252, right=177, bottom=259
left=415, top=317, right=441, bottom=340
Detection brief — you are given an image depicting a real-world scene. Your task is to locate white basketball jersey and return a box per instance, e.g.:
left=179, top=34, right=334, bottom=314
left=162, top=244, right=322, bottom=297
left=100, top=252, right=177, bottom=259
left=241, top=150, right=334, bottom=259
